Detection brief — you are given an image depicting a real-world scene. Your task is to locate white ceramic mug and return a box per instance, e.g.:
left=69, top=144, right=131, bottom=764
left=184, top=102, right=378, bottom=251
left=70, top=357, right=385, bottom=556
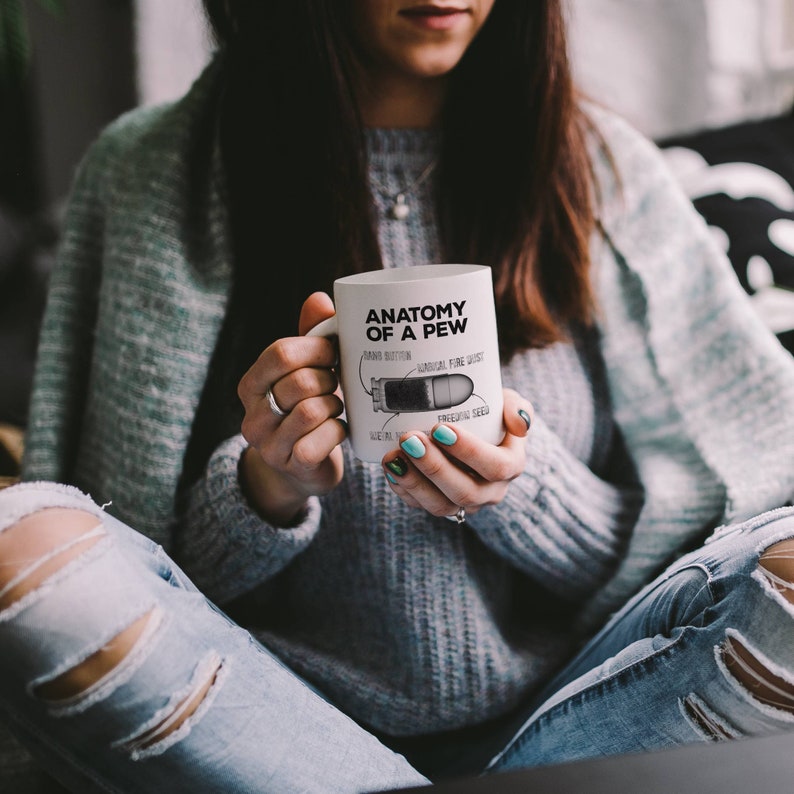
left=308, top=264, right=505, bottom=462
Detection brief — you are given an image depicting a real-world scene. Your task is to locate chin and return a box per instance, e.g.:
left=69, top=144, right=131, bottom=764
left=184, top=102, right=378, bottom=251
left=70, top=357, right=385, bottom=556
left=399, top=47, right=468, bottom=78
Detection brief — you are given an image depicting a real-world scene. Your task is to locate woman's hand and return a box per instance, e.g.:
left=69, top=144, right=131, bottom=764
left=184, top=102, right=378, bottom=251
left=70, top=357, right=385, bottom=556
left=238, top=292, right=346, bottom=525
left=381, top=389, right=533, bottom=519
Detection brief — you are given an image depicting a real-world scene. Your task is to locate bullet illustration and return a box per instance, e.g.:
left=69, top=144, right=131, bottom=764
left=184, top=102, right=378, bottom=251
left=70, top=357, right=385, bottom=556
left=371, top=374, right=474, bottom=413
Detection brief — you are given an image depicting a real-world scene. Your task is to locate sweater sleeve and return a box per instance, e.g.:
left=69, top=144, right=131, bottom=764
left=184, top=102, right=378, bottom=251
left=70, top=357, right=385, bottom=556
left=467, top=414, right=644, bottom=601
left=174, top=434, right=322, bottom=605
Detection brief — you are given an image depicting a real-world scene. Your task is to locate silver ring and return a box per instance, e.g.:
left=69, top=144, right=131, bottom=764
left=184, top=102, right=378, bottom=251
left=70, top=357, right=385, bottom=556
left=265, top=386, right=289, bottom=418
left=445, top=507, right=466, bottom=525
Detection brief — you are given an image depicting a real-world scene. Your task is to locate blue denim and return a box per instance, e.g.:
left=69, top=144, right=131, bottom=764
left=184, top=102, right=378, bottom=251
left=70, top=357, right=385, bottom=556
left=0, top=483, right=429, bottom=793
left=2, top=482, right=794, bottom=792
left=488, top=506, right=794, bottom=772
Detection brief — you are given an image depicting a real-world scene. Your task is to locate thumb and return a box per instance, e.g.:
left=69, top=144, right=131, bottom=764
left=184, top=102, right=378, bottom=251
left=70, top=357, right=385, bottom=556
left=299, top=291, right=335, bottom=336
left=502, top=388, right=534, bottom=438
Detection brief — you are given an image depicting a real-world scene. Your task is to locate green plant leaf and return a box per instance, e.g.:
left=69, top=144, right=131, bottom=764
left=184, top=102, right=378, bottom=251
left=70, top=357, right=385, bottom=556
left=0, top=0, right=65, bottom=86
left=0, top=0, right=31, bottom=85
left=34, top=0, right=64, bottom=16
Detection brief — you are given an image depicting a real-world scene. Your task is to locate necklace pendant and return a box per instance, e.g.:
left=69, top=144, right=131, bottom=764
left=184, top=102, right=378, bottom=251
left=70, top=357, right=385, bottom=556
left=390, top=193, right=410, bottom=221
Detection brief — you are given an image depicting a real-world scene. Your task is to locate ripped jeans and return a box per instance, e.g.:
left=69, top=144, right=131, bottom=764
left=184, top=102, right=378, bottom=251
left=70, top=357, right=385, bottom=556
left=2, top=483, right=794, bottom=793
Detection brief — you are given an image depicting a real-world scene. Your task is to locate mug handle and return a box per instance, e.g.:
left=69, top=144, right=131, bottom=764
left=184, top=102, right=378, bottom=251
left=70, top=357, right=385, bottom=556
left=306, top=315, right=338, bottom=338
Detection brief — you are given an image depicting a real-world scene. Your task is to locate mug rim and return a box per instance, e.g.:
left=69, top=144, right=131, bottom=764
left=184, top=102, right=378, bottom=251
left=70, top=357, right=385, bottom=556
left=334, top=263, right=489, bottom=287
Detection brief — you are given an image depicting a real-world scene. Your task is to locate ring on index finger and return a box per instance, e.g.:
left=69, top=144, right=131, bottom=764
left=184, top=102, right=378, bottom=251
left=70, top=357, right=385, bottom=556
left=265, top=386, right=289, bottom=418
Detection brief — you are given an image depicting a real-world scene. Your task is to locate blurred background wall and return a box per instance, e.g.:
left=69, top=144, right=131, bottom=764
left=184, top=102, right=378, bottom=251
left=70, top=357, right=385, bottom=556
left=129, top=0, right=794, bottom=140
left=10, top=0, right=794, bottom=213
left=4, top=0, right=137, bottom=215
left=129, top=0, right=794, bottom=139
left=567, top=0, right=794, bottom=139
left=134, top=0, right=210, bottom=109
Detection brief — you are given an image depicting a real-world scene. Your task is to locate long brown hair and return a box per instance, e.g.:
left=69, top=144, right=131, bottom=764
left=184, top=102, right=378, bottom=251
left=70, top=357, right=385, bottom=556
left=439, top=0, right=596, bottom=353
left=184, top=0, right=597, bottom=481
left=202, top=0, right=595, bottom=359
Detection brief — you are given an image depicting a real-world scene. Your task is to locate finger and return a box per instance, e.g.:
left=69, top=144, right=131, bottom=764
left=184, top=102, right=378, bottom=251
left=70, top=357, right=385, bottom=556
left=281, top=393, right=345, bottom=444
left=239, top=336, right=337, bottom=402
left=382, top=469, right=423, bottom=510
left=384, top=437, right=504, bottom=516
left=502, top=388, right=534, bottom=438
left=382, top=449, right=459, bottom=517
left=299, top=291, right=335, bottom=336
left=426, top=421, right=525, bottom=485
left=290, top=417, right=348, bottom=473
left=244, top=393, right=343, bottom=466
left=270, top=367, right=339, bottom=414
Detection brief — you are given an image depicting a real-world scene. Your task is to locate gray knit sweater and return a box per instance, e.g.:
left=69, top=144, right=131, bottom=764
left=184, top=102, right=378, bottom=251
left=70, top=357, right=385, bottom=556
left=23, top=64, right=794, bottom=736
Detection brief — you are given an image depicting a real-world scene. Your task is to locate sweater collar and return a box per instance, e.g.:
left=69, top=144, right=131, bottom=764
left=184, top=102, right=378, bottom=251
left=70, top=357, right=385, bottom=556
left=365, top=128, right=440, bottom=161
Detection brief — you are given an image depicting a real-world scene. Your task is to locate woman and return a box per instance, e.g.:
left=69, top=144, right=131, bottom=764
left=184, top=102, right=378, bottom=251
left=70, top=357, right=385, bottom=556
left=2, top=1, right=794, bottom=791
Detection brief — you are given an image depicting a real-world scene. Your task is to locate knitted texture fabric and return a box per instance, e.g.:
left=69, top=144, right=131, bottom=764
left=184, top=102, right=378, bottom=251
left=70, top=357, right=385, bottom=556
left=22, top=64, right=794, bottom=736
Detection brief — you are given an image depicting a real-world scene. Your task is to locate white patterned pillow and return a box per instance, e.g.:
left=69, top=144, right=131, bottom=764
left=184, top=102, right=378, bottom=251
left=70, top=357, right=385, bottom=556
left=660, top=112, right=794, bottom=353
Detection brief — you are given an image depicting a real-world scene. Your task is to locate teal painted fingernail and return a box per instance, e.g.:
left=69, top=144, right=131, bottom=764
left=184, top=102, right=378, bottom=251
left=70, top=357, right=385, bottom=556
left=386, top=457, right=408, bottom=477
left=432, top=425, right=458, bottom=446
left=518, top=409, right=532, bottom=430
left=400, top=435, right=426, bottom=459
left=385, top=472, right=397, bottom=484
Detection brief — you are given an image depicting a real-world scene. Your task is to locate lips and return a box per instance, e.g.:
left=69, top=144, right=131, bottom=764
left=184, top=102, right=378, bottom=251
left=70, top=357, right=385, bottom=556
left=398, top=4, right=470, bottom=30
left=400, top=4, right=469, bottom=17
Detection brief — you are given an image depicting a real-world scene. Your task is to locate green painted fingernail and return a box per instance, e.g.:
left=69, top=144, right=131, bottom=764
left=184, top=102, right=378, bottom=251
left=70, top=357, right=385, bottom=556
left=518, top=409, right=532, bottom=430
left=432, top=425, right=458, bottom=446
left=400, top=436, right=426, bottom=459
left=386, top=457, right=408, bottom=477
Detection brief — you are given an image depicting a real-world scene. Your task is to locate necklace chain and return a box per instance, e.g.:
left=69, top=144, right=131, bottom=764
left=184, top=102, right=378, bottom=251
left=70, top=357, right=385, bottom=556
left=369, top=158, right=438, bottom=221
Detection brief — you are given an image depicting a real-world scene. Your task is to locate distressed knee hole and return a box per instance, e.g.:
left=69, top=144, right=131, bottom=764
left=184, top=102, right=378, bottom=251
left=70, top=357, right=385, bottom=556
left=721, top=636, right=794, bottom=714
left=758, top=538, right=794, bottom=605
left=120, top=656, right=223, bottom=757
left=0, top=508, right=106, bottom=610
left=33, top=609, right=156, bottom=702
left=681, top=694, right=738, bottom=741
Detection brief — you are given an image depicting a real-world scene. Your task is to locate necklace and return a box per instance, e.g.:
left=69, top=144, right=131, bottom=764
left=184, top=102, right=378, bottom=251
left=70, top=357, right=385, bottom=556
left=369, top=158, right=438, bottom=221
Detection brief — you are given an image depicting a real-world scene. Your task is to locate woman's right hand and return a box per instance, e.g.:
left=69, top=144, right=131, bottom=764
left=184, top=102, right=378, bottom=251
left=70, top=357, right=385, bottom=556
left=237, top=292, right=346, bottom=525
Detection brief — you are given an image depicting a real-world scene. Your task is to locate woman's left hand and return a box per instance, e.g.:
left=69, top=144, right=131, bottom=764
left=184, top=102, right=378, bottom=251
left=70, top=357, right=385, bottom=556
left=381, top=389, right=533, bottom=518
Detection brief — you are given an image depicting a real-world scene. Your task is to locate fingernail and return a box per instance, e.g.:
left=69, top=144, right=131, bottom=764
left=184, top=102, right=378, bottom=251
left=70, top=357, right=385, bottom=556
left=386, top=457, right=408, bottom=477
left=400, top=436, right=426, bottom=459
left=337, top=418, right=349, bottom=434
left=518, top=409, right=532, bottom=430
left=385, top=472, right=397, bottom=484
left=432, top=425, right=458, bottom=446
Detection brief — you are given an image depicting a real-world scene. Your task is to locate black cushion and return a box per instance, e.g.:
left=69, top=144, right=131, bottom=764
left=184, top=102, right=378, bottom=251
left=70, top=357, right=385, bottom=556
left=659, top=110, right=794, bottom=353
